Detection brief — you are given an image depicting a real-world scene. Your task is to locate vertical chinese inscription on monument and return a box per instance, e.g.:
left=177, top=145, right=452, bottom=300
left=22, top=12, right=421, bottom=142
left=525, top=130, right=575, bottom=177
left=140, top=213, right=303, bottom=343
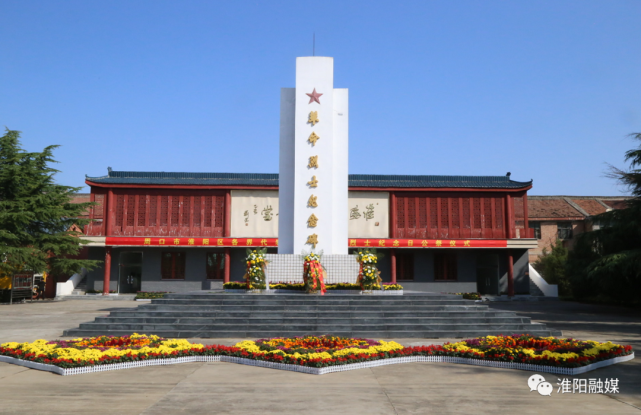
left=305, top=88, right=323, bottom=249
left=308, top=111, right=319, bottom=126
left=307, top=213, right=318, bottom=228
left=308, top=195, right=318, bottom=208
left=308, top=132, right=320, bottom=146
left=306, top=233, right=318, bottom=248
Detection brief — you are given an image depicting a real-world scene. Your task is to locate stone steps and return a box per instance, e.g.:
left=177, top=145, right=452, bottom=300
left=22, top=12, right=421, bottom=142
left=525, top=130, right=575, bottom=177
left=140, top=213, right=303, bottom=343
left=148, top=299, right=475, bottom=306
left=79, top=323, right=541, bottom=332
left=135, top=300, right=488, bottom=312
left=93, top=316, right=532, bottom=325
left=63, top=329, right=559, bottom=339
left=63, top=292, right=562, bottom=338
left=106, top=310, right=517, bottom=318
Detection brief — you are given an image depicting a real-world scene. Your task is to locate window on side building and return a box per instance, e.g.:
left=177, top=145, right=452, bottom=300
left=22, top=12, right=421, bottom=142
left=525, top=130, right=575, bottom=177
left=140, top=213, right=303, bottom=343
left=396, top=252, right=414, bottom=280
left=206, top=252, right=225, bottom=280
left=557, top=222, right=573, bottom=240
left=434, top=252, right=457, bottom=281
left=161, top=252, right=186, bottom=279
left=529, top=221, right=541, bottom=239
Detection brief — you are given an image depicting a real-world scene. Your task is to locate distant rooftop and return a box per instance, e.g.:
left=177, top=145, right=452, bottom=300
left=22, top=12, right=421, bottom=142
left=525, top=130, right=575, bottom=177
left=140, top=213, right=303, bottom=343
left=86, top=170, right=533, bottom=189
left=528, top=195, right=630, bottom=219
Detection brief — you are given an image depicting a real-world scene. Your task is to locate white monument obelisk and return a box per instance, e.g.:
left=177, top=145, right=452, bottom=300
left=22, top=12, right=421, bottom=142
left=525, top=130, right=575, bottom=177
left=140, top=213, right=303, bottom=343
left=278, top=57, right=348, bottom=255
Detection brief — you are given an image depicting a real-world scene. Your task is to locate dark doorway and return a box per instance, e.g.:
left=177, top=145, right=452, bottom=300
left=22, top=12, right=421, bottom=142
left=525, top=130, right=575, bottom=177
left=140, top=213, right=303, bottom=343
left=206, top=252, right=225, bottom=280
left=119, top=252, right=142, bottom=293
left=476, top=254, right=499, bottom=295
left=396, top=252, right=414, bottom=280
left=434, top=252, right=458, bottom=281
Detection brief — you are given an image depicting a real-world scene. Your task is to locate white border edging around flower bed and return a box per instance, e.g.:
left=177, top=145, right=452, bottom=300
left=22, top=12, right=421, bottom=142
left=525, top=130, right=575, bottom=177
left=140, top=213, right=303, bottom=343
left=1, top=353, right=633, bottom=377
left=0, top=355, right=221, bottom=376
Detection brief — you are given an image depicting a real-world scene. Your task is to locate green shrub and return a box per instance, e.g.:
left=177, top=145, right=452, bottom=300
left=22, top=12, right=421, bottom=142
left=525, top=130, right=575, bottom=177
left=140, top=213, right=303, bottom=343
left=135, top=292, right=168, bottom=299
left=223, top=282, right=246, bottom=290
left=326, top=283, right=361, bottom=290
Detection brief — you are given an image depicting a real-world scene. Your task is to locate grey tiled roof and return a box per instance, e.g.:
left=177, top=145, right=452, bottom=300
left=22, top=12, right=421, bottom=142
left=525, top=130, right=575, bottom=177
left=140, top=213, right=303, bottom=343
left=86, top=170, right=532, bottom=189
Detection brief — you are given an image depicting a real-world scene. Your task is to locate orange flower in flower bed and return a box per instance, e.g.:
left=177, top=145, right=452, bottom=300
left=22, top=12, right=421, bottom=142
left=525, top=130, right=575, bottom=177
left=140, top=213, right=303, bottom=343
left=56, top=335, right=161, bottom=350
left=256, top=335, right=379, bottom=354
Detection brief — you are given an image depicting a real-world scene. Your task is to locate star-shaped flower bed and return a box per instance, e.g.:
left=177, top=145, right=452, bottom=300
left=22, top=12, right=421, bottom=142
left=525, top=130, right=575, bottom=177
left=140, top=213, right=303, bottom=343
left=0, top=334, right=634, bottom=376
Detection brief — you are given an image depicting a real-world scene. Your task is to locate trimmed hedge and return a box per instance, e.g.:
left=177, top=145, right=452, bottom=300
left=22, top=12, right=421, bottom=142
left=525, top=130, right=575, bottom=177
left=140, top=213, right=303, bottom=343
left=135, top=292, right=169, bottom=299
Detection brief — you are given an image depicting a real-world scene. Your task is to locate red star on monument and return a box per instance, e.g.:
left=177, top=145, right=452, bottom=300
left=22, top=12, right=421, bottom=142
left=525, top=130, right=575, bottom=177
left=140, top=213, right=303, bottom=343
left=306, top=88, right=323, bottom=104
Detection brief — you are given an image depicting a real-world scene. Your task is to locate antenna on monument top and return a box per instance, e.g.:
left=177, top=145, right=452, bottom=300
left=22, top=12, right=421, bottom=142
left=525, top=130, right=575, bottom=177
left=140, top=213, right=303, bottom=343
left=313, top=33, right=315, bottom=56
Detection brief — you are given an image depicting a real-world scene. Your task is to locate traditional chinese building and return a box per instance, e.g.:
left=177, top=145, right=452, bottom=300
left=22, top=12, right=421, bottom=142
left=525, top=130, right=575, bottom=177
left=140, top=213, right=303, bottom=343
left=81, top=170, right=537, bottom=296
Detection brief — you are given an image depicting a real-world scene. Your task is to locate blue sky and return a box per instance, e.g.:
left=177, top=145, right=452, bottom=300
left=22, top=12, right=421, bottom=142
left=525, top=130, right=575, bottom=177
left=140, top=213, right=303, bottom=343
left=2, top=0, right=640, bottom=195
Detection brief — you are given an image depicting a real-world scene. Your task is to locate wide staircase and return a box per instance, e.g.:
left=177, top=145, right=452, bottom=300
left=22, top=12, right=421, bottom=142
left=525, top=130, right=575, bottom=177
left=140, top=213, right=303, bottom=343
left=64, top=292, right=562, bottom=338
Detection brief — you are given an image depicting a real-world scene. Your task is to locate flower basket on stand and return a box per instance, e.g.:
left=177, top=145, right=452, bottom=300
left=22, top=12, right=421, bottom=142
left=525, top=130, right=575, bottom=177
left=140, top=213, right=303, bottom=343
left=302, top=251, right=326, bottom=295
left=243, top=248, right=268, bottom=291
left=356, top=249, right=382, bottom=294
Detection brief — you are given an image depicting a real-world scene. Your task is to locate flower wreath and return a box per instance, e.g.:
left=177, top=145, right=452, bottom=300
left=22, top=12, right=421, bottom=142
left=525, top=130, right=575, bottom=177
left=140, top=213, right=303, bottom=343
left=243, top=248, right=268, bottom=290
left=356, top=249, right=382, bottom=291
left=302, top=251, right=326, bottom=295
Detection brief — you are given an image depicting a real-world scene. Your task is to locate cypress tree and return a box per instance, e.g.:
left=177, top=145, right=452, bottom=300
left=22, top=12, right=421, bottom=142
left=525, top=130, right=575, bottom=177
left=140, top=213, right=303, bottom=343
left=0, top=129, right=100, bottom=277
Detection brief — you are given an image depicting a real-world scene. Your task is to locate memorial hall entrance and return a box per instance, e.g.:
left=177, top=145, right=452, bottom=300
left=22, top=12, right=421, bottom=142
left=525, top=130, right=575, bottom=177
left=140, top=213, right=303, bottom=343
left=119, top=252, right=142, bottom=294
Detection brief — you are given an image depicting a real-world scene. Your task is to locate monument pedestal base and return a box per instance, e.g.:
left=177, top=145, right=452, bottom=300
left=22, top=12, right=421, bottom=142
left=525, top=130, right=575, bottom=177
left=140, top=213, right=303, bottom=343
left=265, top=254, right=358, bottom=285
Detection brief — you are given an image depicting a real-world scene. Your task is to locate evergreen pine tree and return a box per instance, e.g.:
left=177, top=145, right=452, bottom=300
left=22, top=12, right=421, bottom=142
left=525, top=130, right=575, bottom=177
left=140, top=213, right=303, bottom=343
left=0, top=129, right=100, bottom=277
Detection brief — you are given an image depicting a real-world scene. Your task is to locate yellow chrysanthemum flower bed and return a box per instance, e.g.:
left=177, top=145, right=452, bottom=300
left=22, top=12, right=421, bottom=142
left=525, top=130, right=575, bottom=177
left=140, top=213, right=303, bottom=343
left=0, top=333, right=633, bottom=370
left=440, top=335, right=632, bottom=367
left=0, top=334, right=205, bottom=368
left=235, top=336, right=404, bottom=360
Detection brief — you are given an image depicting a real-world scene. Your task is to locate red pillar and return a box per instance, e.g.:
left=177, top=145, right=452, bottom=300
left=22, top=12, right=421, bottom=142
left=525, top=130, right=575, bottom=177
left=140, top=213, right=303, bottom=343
left=390, top=193, right=397, bottom=285
left=224, top=247, right=230, bottom=283
left=390, top=248, right=397, bottom=284
left=224, top=191, right=231, bottom=283
left=224, top=191, right=231, bottom=237
left=106, top=188, right=114, bottom=236
left=390, top=192, right=397, bottom=238
left=507, top=250, right=514, bottom=297
left=505, top=194, right=513, bottom=239
left=523, top=193, right=530, bottom=238
left=103, top=246, right=112, bottom=295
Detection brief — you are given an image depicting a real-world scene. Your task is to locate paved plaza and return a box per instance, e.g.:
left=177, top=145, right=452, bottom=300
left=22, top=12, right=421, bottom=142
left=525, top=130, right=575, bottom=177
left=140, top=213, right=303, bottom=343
left=0, top=299, right=639, bottom=414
